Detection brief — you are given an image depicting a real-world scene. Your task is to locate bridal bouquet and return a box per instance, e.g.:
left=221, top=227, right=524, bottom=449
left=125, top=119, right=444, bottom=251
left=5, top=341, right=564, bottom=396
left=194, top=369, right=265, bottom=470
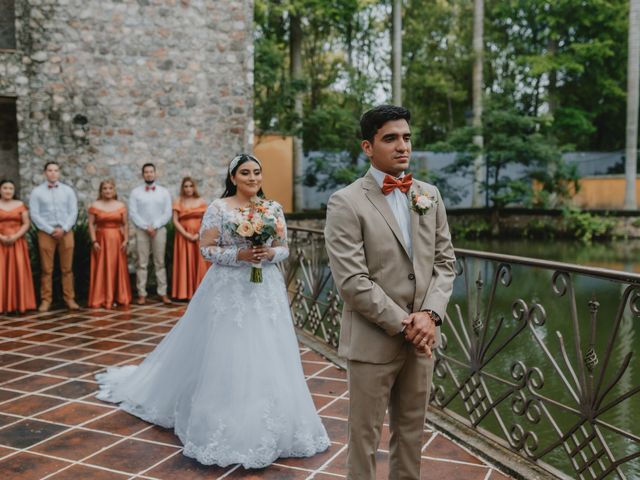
left=230, top=198, right=285, bottom=283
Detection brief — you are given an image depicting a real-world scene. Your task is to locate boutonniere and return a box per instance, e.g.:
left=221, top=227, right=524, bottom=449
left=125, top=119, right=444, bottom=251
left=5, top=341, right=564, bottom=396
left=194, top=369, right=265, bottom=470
left=409, top=190, right=437, bottom=215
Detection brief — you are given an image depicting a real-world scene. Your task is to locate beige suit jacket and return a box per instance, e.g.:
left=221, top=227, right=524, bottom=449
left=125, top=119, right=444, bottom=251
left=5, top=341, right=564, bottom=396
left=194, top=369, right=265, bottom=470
left=324, top=170, right=456, bottom=364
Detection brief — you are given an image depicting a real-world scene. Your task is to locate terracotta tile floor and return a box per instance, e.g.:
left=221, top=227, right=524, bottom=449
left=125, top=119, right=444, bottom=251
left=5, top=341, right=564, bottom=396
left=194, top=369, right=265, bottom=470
left=0, top=303, right=513, bottom=479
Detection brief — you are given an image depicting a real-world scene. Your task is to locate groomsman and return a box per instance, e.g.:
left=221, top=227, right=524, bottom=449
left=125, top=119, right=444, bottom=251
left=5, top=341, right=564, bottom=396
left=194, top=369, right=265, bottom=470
left=129, top=163, right=172, bottom=305
left=29, top=161, right=79, bottom=312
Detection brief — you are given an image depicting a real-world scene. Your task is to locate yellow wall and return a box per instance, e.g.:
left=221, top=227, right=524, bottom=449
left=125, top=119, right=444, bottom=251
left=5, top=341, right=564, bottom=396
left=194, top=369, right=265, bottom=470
left=253, top=134, right=293, bottom=213
left=572, top=176, right=640, bottom=209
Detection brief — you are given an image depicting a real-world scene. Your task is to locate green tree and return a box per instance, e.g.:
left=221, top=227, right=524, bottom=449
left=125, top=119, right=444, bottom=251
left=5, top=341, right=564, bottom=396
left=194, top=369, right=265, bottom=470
left=472, top=0, right=485, bottom=206
left=254, top=1, right=296, bottom=133
left=255, top=0, right=367, bottom=209
left=402, top=0, right=472, bottom=147
left=254, top=0, right=632, bottom=212
left=392, top=0, right=402, bottom=104
left=433, top=87, right=578, bottom=210
left=487, top=0, right=628, bottom=150
left=254, top=0, right=374, bottom=151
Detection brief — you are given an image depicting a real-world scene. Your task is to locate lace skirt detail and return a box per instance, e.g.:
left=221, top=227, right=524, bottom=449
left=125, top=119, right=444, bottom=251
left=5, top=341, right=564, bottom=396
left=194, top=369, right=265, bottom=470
left=96, top=264, right=330, bottom=468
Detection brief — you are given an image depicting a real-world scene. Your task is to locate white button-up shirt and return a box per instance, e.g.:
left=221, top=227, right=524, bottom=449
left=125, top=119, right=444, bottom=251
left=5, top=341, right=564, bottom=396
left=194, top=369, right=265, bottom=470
left=369, top=166, right=412, bottom=258
left=129, top=183, right=172, bottom=230
left=29, top=182, right=78, bottom=234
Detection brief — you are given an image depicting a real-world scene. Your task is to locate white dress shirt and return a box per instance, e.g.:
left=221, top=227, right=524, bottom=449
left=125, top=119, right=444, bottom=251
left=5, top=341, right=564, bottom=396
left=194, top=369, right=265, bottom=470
left=29, top=182, right=78, bottom=234
left=129, top=183, right=172, bottom=229
left=369, top=166, right=412, bottom=258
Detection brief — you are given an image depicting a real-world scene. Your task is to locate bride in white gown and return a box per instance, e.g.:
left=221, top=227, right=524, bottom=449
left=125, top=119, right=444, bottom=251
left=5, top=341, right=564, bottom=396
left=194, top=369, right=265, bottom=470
left=96, top=154, right=330, bottom=469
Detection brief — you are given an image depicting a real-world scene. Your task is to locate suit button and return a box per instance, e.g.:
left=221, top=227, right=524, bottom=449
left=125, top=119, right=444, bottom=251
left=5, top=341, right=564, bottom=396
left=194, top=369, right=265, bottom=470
left=407, top=303, right=413, bottom=311
left=408, top=273, right=415, bottom=280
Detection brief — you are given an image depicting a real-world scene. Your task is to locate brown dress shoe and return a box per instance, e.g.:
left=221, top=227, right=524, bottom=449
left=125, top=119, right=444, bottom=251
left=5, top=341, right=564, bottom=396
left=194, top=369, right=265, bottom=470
left=161, top=295, right=172, bottom=305
left=136, top=296, right=146, bottom=305
left=67, top=300, right=80, bottom=310
left=38, top=301, right=51, bottom=312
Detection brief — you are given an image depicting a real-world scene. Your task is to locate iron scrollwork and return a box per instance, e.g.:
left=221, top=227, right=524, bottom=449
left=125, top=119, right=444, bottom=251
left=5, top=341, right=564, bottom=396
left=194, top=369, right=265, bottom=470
left=283, top=228, right=341, bottom=349
left=435, top=252, right=640, bottom=480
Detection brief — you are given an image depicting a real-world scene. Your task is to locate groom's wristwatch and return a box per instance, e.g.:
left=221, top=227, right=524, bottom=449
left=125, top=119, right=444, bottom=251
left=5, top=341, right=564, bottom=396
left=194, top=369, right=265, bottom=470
left=422, top=309, right=442, bottom=327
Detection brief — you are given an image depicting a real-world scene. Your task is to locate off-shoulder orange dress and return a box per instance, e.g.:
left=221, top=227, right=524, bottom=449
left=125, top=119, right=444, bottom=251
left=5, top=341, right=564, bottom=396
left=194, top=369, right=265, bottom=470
left=0, top=204, right=36, bottom=313
left=88, top=206, right=132, bottom=308
left=171, top=202, right=210, bottom=299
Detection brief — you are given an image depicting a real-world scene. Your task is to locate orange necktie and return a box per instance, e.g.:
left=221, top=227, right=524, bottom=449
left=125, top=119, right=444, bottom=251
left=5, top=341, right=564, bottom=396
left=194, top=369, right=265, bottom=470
left=381, top=173, right=412, bottom=195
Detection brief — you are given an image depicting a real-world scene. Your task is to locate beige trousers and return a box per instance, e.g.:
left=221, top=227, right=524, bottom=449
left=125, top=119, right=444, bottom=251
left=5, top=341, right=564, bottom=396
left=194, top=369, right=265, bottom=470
left=135, top=227, right=167, bottom=297
left=37, top=230, right=75, bottom=304
left=347, top=343, right=434, bottom=480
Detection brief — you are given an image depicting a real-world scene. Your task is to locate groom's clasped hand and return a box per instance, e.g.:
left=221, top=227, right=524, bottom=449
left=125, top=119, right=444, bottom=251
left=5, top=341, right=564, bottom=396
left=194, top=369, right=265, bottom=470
left=402, top=311, right=438, bottom=357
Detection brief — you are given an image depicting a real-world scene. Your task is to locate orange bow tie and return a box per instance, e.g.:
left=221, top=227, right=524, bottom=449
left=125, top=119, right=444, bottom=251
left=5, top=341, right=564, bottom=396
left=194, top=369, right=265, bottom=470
left=381, top=173, right=412, bottom=195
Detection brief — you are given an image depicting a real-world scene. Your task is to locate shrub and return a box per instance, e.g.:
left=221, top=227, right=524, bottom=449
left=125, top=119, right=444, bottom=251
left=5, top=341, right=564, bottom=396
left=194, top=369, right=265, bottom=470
left=560, top=208, right=616, bottom=243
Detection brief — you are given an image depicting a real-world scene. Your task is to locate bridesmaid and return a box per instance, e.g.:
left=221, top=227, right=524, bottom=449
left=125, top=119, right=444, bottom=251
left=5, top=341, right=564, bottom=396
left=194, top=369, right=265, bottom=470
left=88, top=179, right=132, bottom=309
left=0, top=179, right=36, bottom=314
left=171, top=177, right=209, bottom=300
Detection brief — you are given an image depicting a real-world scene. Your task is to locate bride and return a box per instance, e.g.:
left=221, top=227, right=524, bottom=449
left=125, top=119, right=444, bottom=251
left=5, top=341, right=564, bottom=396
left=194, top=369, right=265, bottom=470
left=96, top=154, right=330, bottom=469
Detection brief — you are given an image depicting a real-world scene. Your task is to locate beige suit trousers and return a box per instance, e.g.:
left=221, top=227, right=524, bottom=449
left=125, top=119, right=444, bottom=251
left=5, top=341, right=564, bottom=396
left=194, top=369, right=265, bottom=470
left=135, top=226, right=167, bottom=297
left=37, top=230, right=75, bottom=304
left=347, top=344, right=434, bottom=480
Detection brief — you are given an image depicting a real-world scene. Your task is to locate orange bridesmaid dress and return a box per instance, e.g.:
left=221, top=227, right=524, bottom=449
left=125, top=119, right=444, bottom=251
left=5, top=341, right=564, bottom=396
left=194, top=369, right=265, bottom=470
left=0, top=204, right=36, bottom=313
left=88, top=207, right=132, bottom=308
left=171, top=202, right=210, bottom=299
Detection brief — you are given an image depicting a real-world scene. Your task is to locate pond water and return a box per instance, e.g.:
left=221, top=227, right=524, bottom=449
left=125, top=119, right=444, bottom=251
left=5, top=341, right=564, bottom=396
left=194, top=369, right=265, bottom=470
left=447, top=238, right=640, bottom=478
left=454, top=238, right=640, bottom=273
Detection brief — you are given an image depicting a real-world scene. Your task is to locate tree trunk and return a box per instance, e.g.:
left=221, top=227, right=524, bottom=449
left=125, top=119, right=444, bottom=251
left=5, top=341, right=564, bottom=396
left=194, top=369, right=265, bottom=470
left=472, top=0, right=485, bottom=207
left=391, top=0, right=402, bottom=105
left=547, top=38, right=559, bottom=206
left=346, top=19, right=353, bottom=69
left=548, top=39, right=558, bottom=115
left=625, top=0, right=640, bottom=210
left=290, top=13, right=305, bottom=211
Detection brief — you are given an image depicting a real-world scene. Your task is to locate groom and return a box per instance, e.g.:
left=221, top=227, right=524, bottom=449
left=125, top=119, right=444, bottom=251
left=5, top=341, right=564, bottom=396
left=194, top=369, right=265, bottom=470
left=324, top=105, right=456, bottom=479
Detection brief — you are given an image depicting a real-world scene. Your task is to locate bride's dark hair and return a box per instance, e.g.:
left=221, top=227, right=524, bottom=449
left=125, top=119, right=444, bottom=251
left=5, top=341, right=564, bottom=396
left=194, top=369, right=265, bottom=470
left=221, top=154, right=265, bottom=198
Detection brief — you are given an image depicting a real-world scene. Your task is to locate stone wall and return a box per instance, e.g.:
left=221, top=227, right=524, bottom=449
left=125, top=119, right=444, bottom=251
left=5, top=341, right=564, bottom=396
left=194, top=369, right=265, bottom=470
left=0, top=98, right=20, bottom=193
left=0, top=0, right=253, bottom=208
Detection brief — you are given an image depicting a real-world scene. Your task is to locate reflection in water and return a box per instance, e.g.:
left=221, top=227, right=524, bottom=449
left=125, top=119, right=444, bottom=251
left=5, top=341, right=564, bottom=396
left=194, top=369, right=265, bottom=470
left=616, top=294, right=636, bottom=461
left=455, top=238, right=640, bottom=273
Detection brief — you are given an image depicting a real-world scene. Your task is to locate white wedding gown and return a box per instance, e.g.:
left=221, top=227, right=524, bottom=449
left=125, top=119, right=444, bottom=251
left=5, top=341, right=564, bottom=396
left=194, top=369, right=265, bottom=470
left=96, top=199, right=330, bottom=468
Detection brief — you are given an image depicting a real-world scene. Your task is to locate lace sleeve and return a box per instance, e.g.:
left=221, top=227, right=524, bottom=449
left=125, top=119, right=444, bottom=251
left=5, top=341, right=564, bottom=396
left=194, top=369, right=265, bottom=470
left=199, top=201, right=241, bottom=266
left=267, top=203, right=289, bottom=264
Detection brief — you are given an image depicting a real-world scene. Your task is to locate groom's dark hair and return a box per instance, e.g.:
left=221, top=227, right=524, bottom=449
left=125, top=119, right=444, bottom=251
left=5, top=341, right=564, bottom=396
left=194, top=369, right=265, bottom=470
left=360, top=105, right=411, bottom=143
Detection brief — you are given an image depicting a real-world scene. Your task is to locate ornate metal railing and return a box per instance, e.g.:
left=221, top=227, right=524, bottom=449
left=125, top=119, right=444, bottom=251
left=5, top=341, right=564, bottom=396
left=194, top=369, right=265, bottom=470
left=284, top=226, right=640, bottom=480
left=281, top=227, right=342, bottom=349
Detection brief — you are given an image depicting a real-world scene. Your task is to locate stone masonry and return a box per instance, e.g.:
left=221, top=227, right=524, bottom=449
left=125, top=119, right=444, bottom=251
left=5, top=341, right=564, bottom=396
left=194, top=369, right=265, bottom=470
left=0, top=0, right=254, bottom=206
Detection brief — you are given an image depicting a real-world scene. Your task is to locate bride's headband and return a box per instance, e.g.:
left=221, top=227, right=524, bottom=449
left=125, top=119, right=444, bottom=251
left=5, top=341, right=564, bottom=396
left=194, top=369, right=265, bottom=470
left=229, top=154, right=261, bottom=174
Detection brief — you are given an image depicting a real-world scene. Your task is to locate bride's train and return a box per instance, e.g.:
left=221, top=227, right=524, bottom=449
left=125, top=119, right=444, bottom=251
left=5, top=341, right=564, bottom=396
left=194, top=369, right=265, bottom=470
left=96, top=244, right=329, bottom=468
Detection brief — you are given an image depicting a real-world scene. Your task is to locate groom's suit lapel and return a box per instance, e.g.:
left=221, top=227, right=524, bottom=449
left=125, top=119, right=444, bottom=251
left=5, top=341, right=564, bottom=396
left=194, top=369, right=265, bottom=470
left=362, top=172, right=410, bottom=259
left=408, top=183, right=427, bottom=307
left=409, top=184, right=420, bottom=258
